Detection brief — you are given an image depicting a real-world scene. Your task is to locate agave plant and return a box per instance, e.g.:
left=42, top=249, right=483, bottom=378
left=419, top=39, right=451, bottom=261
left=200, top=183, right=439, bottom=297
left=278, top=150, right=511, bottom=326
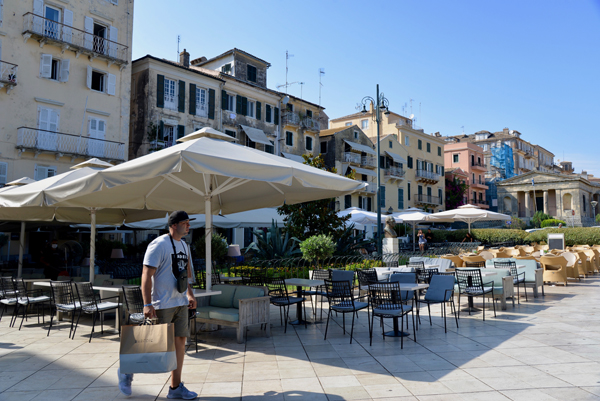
left=334, top=224, right=374, bottom=256
left=245, top=221, right=301, bottom=260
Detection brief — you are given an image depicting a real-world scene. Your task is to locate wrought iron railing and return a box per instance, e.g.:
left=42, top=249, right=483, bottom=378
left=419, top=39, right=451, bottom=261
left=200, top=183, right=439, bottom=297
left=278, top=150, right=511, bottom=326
left=385, top=166, right=405, bottom=178
left=361, top=156, right=376, bottom=167
left=17, top=127, right=125, bottom=160
left=415, top=194, right=442, bottom=205
left=23, top=13, right=128, bottom=63
left=282, top=111, right=299, bottom=126
left=0, top=61, right=18, bottom=85
left=343, top=152, right=361, bottom=164
left=301, top=117, right=320, bottom=131
left=471, top=161, right=487, bottom=168
left=415, top=169, right=440, bottom=181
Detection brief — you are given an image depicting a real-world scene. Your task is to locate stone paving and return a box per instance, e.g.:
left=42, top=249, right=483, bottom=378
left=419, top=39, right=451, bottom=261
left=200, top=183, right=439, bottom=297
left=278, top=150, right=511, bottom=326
left=1, top=278, right=600, bottom=401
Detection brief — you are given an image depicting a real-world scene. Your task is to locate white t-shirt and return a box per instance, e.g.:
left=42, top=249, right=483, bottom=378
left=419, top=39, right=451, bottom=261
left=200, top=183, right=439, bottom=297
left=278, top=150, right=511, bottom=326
left=143, top=234, right=194, bottom=310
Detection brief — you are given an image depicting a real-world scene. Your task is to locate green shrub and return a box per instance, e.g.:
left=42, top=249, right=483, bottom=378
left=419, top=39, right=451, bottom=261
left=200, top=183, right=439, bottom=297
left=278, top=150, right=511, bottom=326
left=541, top=219, right=566, bottom=228
left=428, top=229, right=527, bottom=245
left=596, top=214, right=600, bottom=224
left=524, top=227, right=600, bottom=246
left=509, top=217, right=526, bottom=230
left=531, top=211, right=551, bottom=228
left=193, top=233, right=229, bottom=263
left=300, top=234, right=336, bottom=262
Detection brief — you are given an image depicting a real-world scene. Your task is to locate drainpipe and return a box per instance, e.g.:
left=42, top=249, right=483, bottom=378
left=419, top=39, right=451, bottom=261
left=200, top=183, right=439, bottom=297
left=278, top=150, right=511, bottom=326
left=218, top=82, right=225, bottom=131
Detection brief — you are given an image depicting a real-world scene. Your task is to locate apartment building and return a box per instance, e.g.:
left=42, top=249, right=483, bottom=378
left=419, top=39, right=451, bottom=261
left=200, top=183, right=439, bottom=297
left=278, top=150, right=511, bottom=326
left=444, top=142, right=489, bottom=209
left=0, top=0, right=134, bottom=184
left=378, top=134, right=408, bottom=213
left=129, top=48, right=324, bottom=160
left=443, top=128, right=555, bottom=179
left=330, top=104, right=445, bottom=212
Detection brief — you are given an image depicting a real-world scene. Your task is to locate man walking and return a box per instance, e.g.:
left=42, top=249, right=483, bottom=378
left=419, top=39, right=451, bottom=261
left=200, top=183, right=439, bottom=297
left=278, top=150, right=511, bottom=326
left=118, top=211, right=198, bottom=399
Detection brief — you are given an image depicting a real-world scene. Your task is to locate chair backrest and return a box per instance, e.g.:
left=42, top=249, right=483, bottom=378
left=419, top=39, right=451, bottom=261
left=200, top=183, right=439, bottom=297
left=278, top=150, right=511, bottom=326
left=50, top=280, right=76, bottom=309
left=415, top=267, right=438, bottom=283
left=310, top=269, right=330, bottom=281
left=331, top=270, right=354, bottom=286
left=122, top=286, right=144, bottom=314
left=268, top=278, right=290, bottom=302
left=13, top=278, right=29, bottom=303
left=441, top=255, right=463, bottom=268
left=455, top=268, right=485, bottom=293
left=560, top=252, right=577, bottom=267
left=324, top=279, right=355, bottom=307
left=75, top=282, right=98, bottom=312
left=479, top=251, right=494, bottom=260
left=0, top=277, right=15, bottom=297
left=540, top=255, right=567, bottom=270
left=462, top=255, right=485, bottom=264
left=368, top=282, right=406, bottom=312
left=407, top=261, right=425, bottom=270
left=424, top=275, right=455, bottom=302
left=493, top=260, right=517, bottom=277
left=465, top=261, right=485, bottom=268
left=389, top=272, right=416, bottom=300
left=357, top=269, right=378, bottom=286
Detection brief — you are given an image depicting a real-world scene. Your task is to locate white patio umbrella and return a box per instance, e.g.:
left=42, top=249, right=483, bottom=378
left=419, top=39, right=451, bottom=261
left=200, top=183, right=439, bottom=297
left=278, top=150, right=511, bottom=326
left=338, top=207, right=402, bottom=225
left=37, top=129, right=366, bottom=289
left=0, top=159, right=165, bottom=279
left=393, top=207, right=431, bottom=251
left=425, top=204, right=511, bottom=233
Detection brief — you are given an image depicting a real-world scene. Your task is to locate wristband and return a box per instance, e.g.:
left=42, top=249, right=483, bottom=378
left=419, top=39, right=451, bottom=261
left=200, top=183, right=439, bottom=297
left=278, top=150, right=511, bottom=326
left=144, top=303, right=153, bottom=307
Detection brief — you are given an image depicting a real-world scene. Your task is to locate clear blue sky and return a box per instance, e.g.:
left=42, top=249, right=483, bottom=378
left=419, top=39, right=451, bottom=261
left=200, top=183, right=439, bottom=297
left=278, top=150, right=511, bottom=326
left=133, top=0, right=600, bottom=174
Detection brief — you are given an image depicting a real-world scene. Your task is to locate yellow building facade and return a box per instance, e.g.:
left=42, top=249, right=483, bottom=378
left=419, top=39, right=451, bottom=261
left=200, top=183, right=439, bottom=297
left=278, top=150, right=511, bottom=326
left=0, top=0, right=134, bottom=184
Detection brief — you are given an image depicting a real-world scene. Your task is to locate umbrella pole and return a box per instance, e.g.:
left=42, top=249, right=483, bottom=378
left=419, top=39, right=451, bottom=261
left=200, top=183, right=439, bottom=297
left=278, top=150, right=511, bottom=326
left=413, top=223, right=416, bottom=252
left=90, top=209, right=96, bottom=283
left=17, top=221, right=25, bottom=278
left=205, top=197, right=212, bottom=291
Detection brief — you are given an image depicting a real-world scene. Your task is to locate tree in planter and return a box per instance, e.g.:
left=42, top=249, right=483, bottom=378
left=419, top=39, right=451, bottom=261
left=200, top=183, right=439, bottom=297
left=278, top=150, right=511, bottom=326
left=278, top=154, right=351, bottom=242
left=445, top=177, right=469, bottom=210
left=193, top=233, right=229, bottom=266
left=300, top=234, right=336, bottom=268
left=531, top=211, right=551, bottom=228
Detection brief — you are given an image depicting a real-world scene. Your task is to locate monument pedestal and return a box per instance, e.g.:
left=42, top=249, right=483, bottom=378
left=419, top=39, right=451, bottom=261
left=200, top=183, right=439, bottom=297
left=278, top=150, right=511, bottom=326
left=383, top=238, right=400, bottom=254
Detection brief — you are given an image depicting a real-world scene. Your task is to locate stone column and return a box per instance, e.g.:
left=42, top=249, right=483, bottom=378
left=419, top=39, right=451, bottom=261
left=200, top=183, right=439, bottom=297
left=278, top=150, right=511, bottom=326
left=524, top=191, right=531, bottom=218
left=543, top=190, right=549, bottom=214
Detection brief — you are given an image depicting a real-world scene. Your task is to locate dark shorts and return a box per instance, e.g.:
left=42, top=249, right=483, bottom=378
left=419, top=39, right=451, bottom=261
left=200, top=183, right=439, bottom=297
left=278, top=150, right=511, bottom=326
left=155, top=305, right=188, bottom=337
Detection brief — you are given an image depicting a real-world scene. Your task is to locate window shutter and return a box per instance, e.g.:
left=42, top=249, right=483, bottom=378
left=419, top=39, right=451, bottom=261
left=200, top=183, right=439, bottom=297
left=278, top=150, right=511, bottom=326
left=84, top=17, right=93, bottom=49
left=408, top=183, right=411, bottom=200
left=236, top=95, right=243, bottom=115
left=178, top=80, right=185, bottom=112
left=62, top=9, right=73, bottom=43
left=177, top=125, right=185, bottom=139
left=158, top=120, right=164, bottom=139
left=108, top=26, right=118, bottom=58
left=358, top=196, right=363, bottom=209
left=256, top=101, right=261, bottom=120
left=380, top=186, right=386, bottom=208
left=156, top=74, right=164, bottom=108
left=398, top=188, right=404, bottom=209
left=0, top=163, right=7, bottom=186
left=40, top=54, right=52, bottom=78
left=86, top=65, right=92, bottom=89
left=111, top=0, right=118, bottom=4
left=274, top=107, right=279, bottom=125
left=241, top=97, right=248, bottom=116
left=344, top=194, right=351, bottom=209
left=107, top=73, right=116, bottom=95
left=367, top=197, right=372, bottom=212
left=221, top=90, right=227, bottom=110
left=59, top=59, right=70, bottom=82
left=189, top=83, right=196, bottom=115
left=208, top=88, right=215, bottom=119
left=266, top=104, right=271, bottom=123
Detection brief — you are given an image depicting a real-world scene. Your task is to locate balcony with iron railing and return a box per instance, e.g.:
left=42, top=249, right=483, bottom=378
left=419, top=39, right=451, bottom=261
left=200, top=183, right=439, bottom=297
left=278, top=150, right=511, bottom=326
left=471, top=160, right=487, bottom=170
left=415, top=169, right=440, bottom=183
left=360, top=182, right=376, bottom=194
left=470, top=199, right=488, bottom=206
left=282, top=111, right=300, bottom=126
left=415, top=194, right=442, bottom=205
left=470, top=181, right=488, bottom=189
left=0, top=61, right=18, bottom=93
left=301, top=117, right=320, bottom=131
left=22, top=13, right=129, bottom=66
left=361, top=156, right=376, bottom=168
left=384, top=166, right=405, bottom=179
left=343, top=152, right=361, bottom=164
left=17, top=127, right=125, bottom=161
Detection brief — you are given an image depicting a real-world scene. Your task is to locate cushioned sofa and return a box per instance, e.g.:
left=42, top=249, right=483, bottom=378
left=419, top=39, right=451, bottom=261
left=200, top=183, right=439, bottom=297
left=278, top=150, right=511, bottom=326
left=196, top=284, right=270, bottom=343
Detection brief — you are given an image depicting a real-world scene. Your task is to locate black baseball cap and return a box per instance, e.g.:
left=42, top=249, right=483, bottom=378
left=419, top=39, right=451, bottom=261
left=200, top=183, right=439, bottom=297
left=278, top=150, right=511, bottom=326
left=168, top=211, right=196, bottom=226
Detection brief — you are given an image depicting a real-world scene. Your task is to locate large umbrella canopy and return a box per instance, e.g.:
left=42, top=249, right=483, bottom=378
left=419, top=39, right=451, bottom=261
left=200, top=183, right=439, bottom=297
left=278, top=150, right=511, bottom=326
left=339, top=207, right=402, bottom=226
left=37, top=130, right=366, bottom=289
left=393, top=207, right=431, bottom=251
left=425, top=204, right=511, bottom=233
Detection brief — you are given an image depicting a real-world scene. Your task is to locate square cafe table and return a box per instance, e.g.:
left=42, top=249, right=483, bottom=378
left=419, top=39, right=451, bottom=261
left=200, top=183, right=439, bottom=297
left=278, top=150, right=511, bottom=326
left=285, top=278, right=325, bottom=325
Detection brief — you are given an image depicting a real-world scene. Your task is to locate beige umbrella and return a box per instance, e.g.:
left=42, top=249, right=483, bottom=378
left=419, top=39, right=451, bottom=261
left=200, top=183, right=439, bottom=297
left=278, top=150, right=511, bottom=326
left=425, top=204, right=511, bottom=233
left=0, top=160, right=165, bottom=279
left=39, top=129, right=366, bottom=289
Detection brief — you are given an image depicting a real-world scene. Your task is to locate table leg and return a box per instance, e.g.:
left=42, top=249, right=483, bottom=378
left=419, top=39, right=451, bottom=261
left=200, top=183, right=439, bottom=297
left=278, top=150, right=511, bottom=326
left=461, top=276, right=482, bottom=312
left=384, top=316, right=410, bottom=337
left=290, top=285, right=313, bottom=326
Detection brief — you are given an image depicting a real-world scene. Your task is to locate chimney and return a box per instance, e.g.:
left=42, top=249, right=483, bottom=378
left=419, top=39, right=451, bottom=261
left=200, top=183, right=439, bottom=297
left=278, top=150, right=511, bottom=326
left=180, top=49, right=190, bottom=67
left=503, top=127, right=509, bottom=135
left=191, top=56, right=207, bottom=66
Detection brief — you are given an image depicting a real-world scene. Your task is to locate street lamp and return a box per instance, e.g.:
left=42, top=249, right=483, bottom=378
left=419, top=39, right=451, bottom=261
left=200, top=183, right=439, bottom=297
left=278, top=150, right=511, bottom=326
left=359, top=84, right=390, bottom=255
left=591, top=200, right=598, bottom=223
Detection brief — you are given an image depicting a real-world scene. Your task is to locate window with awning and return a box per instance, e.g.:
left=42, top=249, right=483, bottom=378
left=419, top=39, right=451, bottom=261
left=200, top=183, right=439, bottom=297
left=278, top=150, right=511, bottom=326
left=240, top=125, right=272, bottom=145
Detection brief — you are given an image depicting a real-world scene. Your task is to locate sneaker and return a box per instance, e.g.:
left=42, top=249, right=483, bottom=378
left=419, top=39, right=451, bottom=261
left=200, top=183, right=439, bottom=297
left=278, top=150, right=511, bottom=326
left=117, top=368, right=133, bottom=397
left=167, top=382, right=197, bottom=399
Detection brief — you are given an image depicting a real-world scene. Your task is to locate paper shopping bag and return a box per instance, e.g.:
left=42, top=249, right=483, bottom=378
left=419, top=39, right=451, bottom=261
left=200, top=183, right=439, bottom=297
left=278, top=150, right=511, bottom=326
left=119, top=323, right=177, bottom=374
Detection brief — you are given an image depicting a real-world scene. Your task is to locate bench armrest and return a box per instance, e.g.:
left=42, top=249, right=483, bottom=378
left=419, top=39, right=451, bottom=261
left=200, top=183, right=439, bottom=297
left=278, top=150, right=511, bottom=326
left=238, top=296, right=271, bottom=326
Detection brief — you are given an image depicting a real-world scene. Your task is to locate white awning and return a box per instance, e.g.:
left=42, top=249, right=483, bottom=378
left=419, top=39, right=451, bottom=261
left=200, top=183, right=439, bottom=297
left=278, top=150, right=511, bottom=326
left=240, top=125, right=272, bottom=146
left=281, top=152, right=305, bottom=164
left=351, top=166, right=376, bottom=177
left=385, top=150, right=407, bottom=164
left=343, top=140, right=376, bottom=156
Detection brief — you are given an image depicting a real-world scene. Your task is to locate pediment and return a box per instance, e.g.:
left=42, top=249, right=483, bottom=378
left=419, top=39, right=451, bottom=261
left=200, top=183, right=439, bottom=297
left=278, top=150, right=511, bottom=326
left=498, top=172, right=578, bottom=186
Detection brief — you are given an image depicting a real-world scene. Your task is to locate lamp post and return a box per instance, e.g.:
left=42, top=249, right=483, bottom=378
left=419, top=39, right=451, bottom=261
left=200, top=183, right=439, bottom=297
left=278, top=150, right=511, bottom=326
left=591, top=200, right=598, bottom=224
left=359, top=84, right=389, bottom=255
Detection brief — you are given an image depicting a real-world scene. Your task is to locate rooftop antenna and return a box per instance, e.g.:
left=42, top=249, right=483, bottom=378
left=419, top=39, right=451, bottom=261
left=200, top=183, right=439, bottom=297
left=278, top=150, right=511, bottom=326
left=461, top=126, right=465, bottom=135
left=299, top=82, right=305, bottom=99
left=177, top=35, right=180, bottom=60
left=419, top=102, right=422, bottom=128
left=318, top=68, right=325, bottom=108
left=285, top=50, right=294, bottom=94
left=410, top=98, right=414, bottom=116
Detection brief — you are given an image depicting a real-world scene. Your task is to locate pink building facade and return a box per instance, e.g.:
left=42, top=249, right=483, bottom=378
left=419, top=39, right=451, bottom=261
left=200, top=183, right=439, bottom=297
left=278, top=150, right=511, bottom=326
left=444, top=142, right=489, bottom=209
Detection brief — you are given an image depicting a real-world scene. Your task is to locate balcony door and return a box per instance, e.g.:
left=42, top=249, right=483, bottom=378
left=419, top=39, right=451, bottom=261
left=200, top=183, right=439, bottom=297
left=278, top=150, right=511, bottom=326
left=37, top=106, right=59, bottom=151
left=88, top=117, right=106, bottom=157
left=44, top=5, right=61, bottom=40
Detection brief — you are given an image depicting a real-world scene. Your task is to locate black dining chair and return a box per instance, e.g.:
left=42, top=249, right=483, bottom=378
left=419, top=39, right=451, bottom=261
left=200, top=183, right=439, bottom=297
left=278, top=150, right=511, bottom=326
left=74, top=282, right=121, bottom=342
left=48, top=280, right=81, bottom=338
left=122, top=286, right=144, bottom=325
left=323, top=279, right=369, bottom=344
left=0, top=277, right=17, bottom=325
left=367, top=282, right=415, bottom=348
left=494, top=260, right=527, bottom=303
left=12, top=278, right=51, bottom=330
left=269, top=278, right=306, bottom=333
left=455, top=268, right=496, bottom=321
left=417, top=274, right=458, bottom=333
